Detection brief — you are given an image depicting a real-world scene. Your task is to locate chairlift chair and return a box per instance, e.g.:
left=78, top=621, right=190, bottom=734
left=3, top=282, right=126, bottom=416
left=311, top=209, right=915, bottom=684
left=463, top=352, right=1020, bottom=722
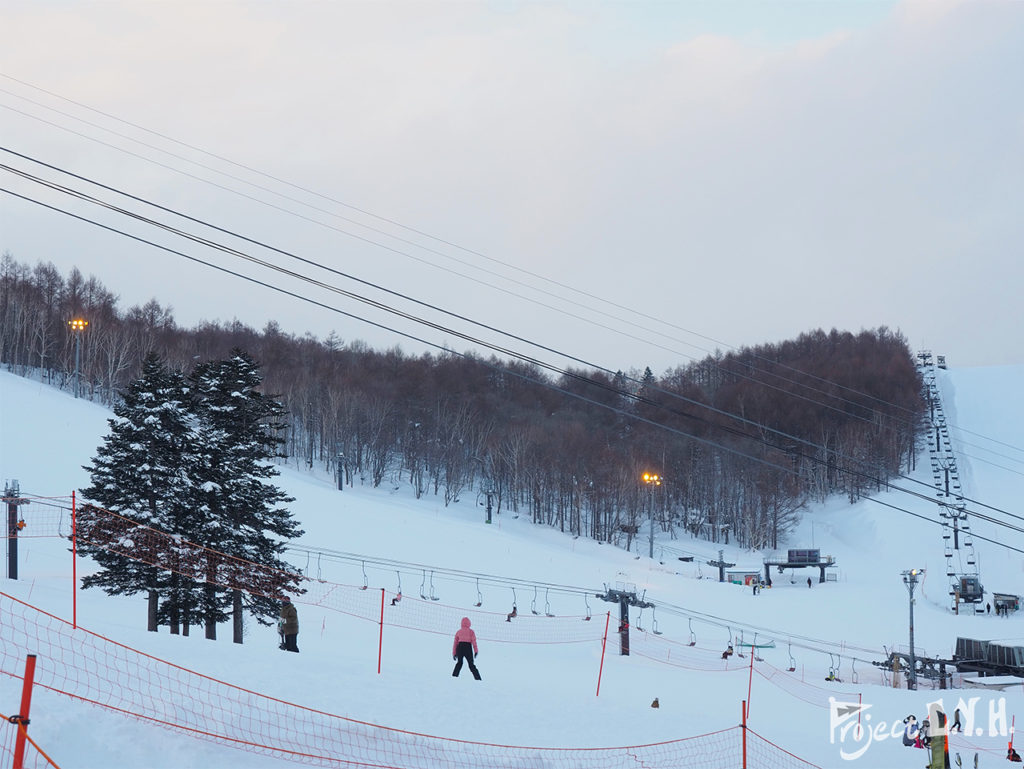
left=651, top=606, right=662, bottom=635
left=360, top=561, right=368, bottom=590
left=544, top=588, right=554, bottom=617
left=688, top=618, right=697, bottom=646
left=635, top=608, right=645, bottom=633
left=419, top=570, right=429, bottom=600
left=787, top=643, right=797, bottom=672
left=429, top=571, right=440, bottom=601
left=531, top=587, right=540, bottom=615
left=583, top=593, right=592, bottom=621
left=475, top=578, right=483, bottom=607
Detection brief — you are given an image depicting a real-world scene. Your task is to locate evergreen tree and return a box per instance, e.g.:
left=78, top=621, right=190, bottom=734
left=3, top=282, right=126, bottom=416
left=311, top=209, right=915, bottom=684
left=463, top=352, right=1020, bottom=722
left=78, top=352, right=199, bottom=632
left=190, top=349, right=304, bottom=643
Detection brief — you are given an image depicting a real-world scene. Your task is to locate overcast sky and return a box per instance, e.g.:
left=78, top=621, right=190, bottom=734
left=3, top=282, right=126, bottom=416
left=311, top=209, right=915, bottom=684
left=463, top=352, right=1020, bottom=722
left=1, top=0, right=1022, bottom=376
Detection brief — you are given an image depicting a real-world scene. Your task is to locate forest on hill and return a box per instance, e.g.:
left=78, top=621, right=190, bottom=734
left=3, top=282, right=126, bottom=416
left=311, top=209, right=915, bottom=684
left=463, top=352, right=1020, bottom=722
left=0, top=254, right=925, bottom=551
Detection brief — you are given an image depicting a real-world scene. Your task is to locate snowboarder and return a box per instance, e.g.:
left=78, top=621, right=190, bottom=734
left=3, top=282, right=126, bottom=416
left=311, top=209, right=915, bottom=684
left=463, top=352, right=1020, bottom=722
left=807, top=577, right=812, bottom=588
left=506, top=605, right=517, bottom=622
left=452, top=617, right=481, bottom=680
left=951, top=708, right=963, bottom=733
left=390, top=591, right=402, bottom=606
left=721, top=645, right=734, bottom=660
left=651, top=697, right=660, bottom=708
left=279, top=596, right=299, bottom=653
left=1009, top=746, right=1022, bottom=762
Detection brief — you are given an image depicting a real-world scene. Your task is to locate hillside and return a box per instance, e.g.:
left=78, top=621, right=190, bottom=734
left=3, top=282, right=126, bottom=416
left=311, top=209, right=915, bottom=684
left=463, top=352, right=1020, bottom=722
left=1, top=364, right=1023, bottom=768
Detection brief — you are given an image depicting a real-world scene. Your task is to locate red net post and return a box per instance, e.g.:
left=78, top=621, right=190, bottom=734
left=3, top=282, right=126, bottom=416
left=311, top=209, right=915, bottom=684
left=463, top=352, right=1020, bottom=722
left=377, top=588, right=384, bottom=675
left=596, top=611, right=610, bottom=697
left=11, top=654, right=37, bottom=769
left=741, top=699, right=747, bottom=769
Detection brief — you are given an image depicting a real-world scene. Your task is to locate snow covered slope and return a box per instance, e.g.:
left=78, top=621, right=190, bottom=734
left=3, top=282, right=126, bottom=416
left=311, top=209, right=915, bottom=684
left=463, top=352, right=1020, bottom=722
left=1, top=365, right=1023, bottom=768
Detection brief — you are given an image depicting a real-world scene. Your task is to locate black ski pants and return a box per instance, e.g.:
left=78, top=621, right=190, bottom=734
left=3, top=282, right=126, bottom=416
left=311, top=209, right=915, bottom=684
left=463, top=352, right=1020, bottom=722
left=452, top=641, right=481, bottom=680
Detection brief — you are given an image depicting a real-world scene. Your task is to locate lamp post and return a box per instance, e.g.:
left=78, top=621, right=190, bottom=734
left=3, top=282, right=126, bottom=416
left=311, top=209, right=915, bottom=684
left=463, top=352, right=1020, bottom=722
left=642, top=472, right=662, bottom=559
left=68, top=318, right=88, bottom=398
left=902, top=568, right=924, bottom=690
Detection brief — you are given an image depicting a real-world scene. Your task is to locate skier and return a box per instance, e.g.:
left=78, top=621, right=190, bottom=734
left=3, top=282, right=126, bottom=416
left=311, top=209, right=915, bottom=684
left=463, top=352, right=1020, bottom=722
left=1009, top=746, right=1022, bottom=762
left=279, top=596, right=299, bottom=653
left=506, top=605, right=517, bottom=622
left=721, top=644, right=734, bottom=660
left=807, top=577, right=813, bottom=588
left=390, top=591, right=402, bottom=606
left=452, top=617, right=481, bottom=680
left=901, top=715, right=918, bottom=747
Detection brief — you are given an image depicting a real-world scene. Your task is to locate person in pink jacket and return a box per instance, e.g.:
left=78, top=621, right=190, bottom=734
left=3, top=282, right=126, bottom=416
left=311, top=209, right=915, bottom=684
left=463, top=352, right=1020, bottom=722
left=452, top=617, right=481, bottom=680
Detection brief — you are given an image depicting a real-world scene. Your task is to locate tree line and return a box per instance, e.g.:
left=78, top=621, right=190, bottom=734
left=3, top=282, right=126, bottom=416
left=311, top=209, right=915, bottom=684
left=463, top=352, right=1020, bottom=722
left=1, top=254, right=926, bottom=557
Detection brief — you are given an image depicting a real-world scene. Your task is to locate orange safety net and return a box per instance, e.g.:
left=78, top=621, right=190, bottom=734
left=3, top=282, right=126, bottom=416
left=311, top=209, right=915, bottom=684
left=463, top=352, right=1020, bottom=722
left=0, top=591, right=826, bottom=768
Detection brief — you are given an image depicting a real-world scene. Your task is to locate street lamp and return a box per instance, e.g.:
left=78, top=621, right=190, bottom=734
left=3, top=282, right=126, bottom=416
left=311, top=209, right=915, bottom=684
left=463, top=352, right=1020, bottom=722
left=902, top=568, right=924, bottom=690
left=642, top=472, right=662, bottom=559
left=68, top=318, right=88, bottom=398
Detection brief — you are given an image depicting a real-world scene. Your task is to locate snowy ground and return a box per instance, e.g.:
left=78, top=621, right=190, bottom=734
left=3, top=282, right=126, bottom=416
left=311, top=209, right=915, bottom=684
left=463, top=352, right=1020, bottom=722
left=1, top=365, right=1024, bottom=768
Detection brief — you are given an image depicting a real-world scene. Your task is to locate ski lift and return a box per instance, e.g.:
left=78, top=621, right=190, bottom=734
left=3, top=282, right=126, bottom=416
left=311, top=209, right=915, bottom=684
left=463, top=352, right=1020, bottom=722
left=826, top=653, right=842, bottom=682
left=748, top=632, right=760, bottom=662
left=651, top=606, right=662, bottom=635
left=419, top=570, right=429, bottom=600
left=531, top=587, right=540, bottom=615
left=688, top=618, right=697, bottom=646
left=787, top=643, right=797, bottom=672
left=544, top=588, right=554, bottom=617
left=390, top=571, right=403, bottom=606
left=429, top=571, right=440, bottom=601
left=360, top=561, right=368, bottom=590
left=474, top=578, right=483, bottom=607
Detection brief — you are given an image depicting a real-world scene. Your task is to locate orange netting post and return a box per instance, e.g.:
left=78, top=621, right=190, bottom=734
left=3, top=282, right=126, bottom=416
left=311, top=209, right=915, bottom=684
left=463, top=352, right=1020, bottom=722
left=11, top=654, right=36, bottom=769
left=741, top=699, right=747, bottom=769
left=596, top=611, right=610, bottom=697
left=377, top=588, right=384, bottom=674
left=71, top=491, right=77, bottom=630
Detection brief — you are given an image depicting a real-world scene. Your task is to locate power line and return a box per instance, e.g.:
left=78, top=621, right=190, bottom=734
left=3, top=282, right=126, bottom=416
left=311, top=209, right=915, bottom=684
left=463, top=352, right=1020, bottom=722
left=0, top=151, right=935, bottom=502
left=0, top=82, right=944, bottom=442
left=7, top=177, right=1024, bottom=564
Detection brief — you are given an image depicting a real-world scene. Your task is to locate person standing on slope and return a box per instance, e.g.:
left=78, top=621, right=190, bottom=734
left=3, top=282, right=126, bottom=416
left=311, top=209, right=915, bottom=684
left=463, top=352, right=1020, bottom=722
left=279, top=596, right=299, bottom=653
left=452, top=617, right=481, bottom=680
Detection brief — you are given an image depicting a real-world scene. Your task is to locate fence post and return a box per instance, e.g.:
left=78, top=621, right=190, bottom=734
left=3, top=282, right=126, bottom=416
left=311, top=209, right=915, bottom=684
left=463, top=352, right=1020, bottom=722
left=12, top=654, right=37, bottom=769
left=72, top=491, right=77, bottom=629
left=595, top=611, right=610, bottom=697
left=741, top=699, right=747, bottom=769
left=377, top=588, right=385, bottom=674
